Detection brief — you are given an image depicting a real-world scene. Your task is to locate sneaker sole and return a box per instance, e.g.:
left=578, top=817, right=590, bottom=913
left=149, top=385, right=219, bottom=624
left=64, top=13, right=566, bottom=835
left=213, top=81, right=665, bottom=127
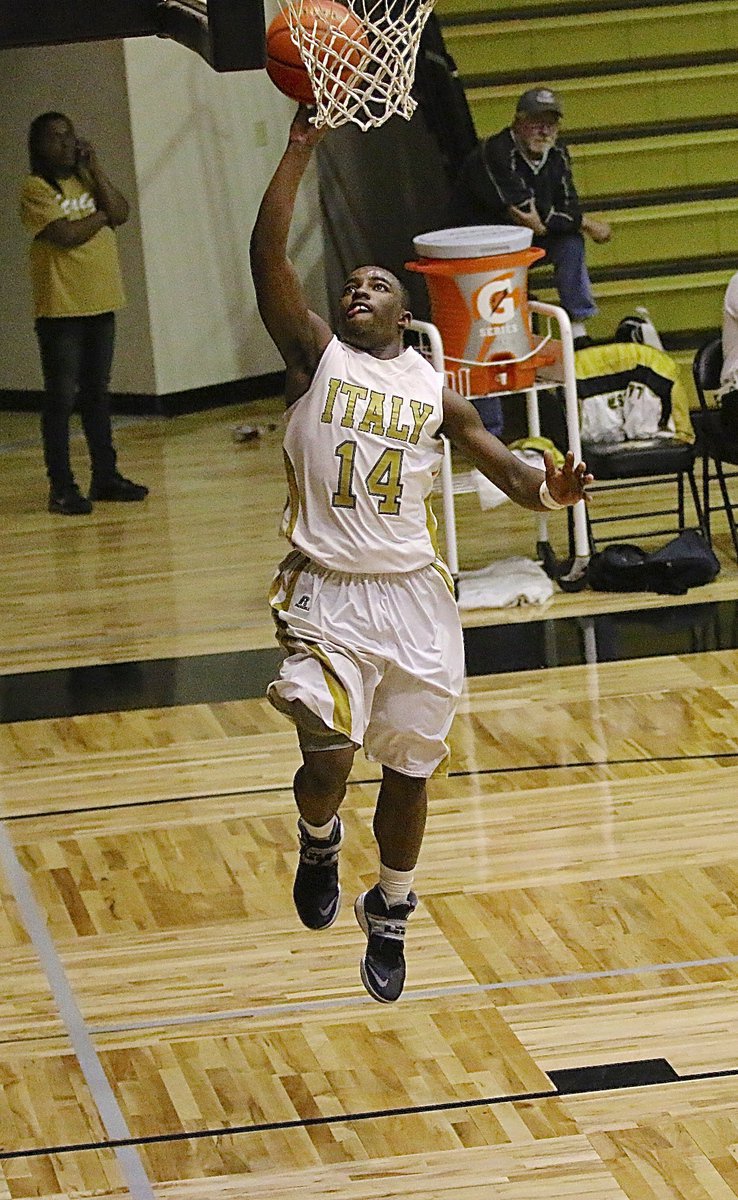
left=354, top=891, right=369, bottom=936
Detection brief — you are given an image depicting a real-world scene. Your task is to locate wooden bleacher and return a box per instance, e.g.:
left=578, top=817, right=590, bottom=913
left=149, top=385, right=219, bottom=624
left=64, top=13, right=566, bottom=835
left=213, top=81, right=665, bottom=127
left=437, top=0, right=738, bottom=349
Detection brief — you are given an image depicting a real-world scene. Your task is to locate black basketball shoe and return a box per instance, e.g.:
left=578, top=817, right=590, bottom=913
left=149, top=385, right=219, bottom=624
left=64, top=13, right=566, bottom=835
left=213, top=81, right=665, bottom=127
left=48, top=484, right=92, bottom=515
left=293, top=817, right=343, bottom=930
left=89, top=473, right=149, bottom=501
left=354, top=884, right=418, bottom=1003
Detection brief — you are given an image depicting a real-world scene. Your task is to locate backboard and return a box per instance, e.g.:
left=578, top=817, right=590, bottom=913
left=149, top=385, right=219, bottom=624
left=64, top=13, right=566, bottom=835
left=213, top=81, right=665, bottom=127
left=0, top=0, right=266, bottom=71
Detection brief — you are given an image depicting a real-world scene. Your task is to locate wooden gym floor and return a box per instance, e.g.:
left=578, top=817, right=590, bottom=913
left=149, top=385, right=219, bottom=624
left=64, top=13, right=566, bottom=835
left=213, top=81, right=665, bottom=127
left=4, top=401, right=738, bottom=1199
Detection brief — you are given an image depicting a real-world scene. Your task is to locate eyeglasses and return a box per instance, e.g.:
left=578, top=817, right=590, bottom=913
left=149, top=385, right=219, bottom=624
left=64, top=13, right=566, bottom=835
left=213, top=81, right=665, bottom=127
left=524, top=117, right=560, bottom=131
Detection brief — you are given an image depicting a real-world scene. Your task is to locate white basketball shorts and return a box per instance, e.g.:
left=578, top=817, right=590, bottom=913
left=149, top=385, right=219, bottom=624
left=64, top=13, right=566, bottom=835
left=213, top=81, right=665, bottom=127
left=268, top=550, right=464, bottom=777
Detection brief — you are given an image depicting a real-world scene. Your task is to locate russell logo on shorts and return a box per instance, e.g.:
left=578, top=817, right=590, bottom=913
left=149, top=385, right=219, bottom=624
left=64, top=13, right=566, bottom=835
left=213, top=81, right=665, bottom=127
left=295, top=594, right=311, bottom=611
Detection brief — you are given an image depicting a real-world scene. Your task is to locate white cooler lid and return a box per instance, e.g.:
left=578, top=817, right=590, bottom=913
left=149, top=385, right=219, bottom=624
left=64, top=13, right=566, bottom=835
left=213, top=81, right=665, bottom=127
left=412, top=225, right=533, bottom=259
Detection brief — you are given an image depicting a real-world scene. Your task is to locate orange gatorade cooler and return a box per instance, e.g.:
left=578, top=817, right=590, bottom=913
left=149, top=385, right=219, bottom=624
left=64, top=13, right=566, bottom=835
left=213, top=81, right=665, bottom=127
left=407, top=226, right=553, bottom=393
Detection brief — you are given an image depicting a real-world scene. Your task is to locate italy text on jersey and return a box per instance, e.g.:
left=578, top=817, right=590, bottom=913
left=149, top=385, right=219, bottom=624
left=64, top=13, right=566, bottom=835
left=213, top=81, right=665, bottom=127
left=282, top=340, right=445, bottom=574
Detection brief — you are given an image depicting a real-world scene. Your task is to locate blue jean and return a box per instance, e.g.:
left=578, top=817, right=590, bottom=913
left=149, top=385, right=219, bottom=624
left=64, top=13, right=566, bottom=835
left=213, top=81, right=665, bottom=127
left=534, top=231, right=597, bottom=322
left=35, top=313, right=118, bottom=492
left=472, top=394, right=504, bottom=436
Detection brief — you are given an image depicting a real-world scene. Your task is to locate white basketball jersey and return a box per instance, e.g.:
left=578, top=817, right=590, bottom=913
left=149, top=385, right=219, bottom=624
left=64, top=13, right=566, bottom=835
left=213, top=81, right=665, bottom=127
left=282, top=336, right=446, bottom=573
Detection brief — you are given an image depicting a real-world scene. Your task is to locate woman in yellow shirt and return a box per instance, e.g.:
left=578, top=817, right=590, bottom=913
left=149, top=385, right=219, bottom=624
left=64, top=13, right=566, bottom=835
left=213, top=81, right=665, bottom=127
left=20, top=112, right=148, bottom=514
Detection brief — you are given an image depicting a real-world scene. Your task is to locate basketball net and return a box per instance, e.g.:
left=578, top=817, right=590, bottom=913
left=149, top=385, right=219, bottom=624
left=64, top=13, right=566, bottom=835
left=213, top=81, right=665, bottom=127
left=280, top=0, right=436, bottom=129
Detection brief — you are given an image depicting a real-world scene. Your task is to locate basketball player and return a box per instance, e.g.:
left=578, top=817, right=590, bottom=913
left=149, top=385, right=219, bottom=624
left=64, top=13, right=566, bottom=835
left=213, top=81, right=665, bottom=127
left=250, top=105, right=591, bottom=1003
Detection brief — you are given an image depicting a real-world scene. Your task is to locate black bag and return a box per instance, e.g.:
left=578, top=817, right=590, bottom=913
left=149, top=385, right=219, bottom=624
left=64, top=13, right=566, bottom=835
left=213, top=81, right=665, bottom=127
left=587, top=530, right=720, bottom=595
left=614, top=311, right=663, bottom=350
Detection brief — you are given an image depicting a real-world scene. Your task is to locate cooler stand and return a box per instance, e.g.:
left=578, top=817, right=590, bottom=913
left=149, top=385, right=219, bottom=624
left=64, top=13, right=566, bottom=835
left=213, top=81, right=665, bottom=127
left=408, top=301, right=589, bottom=586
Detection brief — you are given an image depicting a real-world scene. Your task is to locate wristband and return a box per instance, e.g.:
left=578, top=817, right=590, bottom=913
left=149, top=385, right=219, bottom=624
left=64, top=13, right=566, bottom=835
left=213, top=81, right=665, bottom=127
left=539, top=479, right=565, bottom=510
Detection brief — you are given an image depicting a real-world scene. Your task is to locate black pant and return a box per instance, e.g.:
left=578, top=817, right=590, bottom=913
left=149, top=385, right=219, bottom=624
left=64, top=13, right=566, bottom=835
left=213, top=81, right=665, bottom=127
left=35, top=313, right=118, bottom=492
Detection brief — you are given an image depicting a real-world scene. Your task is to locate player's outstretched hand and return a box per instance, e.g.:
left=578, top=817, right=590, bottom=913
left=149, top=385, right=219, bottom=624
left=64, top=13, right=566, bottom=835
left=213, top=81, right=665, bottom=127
left=544, top=449, right=593, bottom=506
left=288, top=104, right=326, bottom=148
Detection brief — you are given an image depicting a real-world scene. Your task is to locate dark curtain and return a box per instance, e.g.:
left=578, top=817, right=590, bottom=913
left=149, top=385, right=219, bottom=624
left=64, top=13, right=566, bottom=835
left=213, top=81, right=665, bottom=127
left=412, top=12, right=478, bottom=182
left=315, top=14, right=478, bottom=322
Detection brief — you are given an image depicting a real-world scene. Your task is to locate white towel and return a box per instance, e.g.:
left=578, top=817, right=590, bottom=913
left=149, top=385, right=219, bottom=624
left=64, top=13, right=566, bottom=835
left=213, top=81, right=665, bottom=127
left=471, top=450, right=546, bottom=509
left=456, top=557, right=554, bottom=609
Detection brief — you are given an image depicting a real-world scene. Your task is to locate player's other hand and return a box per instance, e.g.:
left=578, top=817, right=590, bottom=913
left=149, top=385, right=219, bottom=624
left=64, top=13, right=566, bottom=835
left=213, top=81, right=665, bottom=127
left=544, top=449, right=593, bottom=506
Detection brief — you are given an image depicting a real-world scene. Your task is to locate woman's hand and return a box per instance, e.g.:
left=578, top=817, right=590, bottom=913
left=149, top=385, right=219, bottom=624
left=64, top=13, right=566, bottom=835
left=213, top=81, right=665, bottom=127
left=76, top=138, right=100, bottom=176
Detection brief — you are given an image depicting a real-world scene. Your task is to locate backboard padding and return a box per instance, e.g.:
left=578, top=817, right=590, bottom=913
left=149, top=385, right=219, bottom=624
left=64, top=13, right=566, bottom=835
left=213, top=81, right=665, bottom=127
left=0, top=0, right=266, bottom=71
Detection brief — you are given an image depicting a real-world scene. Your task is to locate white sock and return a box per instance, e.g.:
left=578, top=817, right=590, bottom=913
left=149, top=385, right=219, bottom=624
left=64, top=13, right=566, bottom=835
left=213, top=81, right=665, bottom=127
left=301, top=815, right=338, bottom=840
left=379, top=863, right=415, bottom=907
left=571, top=321, right=587, bottom=340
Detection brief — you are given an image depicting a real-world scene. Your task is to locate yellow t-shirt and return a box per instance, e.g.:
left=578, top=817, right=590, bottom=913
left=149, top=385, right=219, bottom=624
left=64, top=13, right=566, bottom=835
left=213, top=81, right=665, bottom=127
left=20, top=173, right=126, bottom=318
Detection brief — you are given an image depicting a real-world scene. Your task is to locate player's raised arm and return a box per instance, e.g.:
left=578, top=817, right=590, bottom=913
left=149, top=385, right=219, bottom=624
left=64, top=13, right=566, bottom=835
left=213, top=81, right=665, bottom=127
left=250, top=106, right=332, bottom=400
left=440, top=386, right=591, bottom=510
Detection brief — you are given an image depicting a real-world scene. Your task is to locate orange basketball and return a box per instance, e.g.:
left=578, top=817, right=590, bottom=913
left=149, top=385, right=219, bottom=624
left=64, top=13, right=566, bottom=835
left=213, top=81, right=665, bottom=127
left=266, top=1, right=367, bottom=106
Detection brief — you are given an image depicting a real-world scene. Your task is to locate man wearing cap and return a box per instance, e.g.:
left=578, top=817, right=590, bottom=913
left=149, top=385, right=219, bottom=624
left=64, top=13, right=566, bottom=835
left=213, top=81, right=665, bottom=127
left=449, top=87, right=612, bottom=345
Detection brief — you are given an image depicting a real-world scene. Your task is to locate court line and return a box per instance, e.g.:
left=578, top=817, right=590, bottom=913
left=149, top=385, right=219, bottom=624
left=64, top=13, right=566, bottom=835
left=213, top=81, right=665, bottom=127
left=87, top=951, right=738, bottom=1034
left=7, top=749, right=738, bottom=823
left=4, top=949, right=738, bottom=1048
left=6, top=1057, right=738, bottom=1162
left=0, top=1088, right=560, bottom=1159
left=0, top=824, right=156, bottom=1200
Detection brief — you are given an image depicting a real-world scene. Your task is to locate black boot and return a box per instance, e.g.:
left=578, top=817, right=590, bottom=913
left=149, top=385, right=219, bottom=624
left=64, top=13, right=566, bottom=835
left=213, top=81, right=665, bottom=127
left=48, top=484, right=93, bottom=515
left=89, top=472, right=149, bottom=501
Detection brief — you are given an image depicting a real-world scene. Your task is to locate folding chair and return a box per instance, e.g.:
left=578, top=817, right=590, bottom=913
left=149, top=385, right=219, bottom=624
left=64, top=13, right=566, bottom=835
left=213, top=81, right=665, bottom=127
left=692, top=336, right=738, bottom=560
left=581, top=439, right=704, bottom=552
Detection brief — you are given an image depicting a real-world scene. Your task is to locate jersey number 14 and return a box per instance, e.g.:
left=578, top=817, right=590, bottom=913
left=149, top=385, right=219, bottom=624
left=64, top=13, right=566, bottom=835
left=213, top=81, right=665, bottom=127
left=332, top=441, right=405, bottom=516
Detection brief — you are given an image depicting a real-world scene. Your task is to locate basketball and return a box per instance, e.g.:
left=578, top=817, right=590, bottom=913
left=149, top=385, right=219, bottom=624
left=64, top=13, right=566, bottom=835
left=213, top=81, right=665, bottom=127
left=266, top=1, right=368, bottom=107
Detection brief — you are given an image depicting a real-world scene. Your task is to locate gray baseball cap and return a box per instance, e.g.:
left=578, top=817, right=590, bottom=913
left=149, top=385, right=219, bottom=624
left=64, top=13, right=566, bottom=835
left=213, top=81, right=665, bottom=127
left=516, top=87, right=563, bottom=117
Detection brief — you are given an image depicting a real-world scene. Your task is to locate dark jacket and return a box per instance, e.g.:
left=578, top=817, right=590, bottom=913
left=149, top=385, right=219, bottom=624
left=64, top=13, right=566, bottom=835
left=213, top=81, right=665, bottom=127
left=412, top=14, right=478, bottom=183
left=449, top=127, right=583, bottom=236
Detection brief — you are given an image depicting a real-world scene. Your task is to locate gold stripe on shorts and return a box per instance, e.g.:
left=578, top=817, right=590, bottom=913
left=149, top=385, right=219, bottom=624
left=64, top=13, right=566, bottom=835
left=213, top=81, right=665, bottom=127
left=308, top=643, right=353, bottom=739
left=269, top=550, right=307, bottom=614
